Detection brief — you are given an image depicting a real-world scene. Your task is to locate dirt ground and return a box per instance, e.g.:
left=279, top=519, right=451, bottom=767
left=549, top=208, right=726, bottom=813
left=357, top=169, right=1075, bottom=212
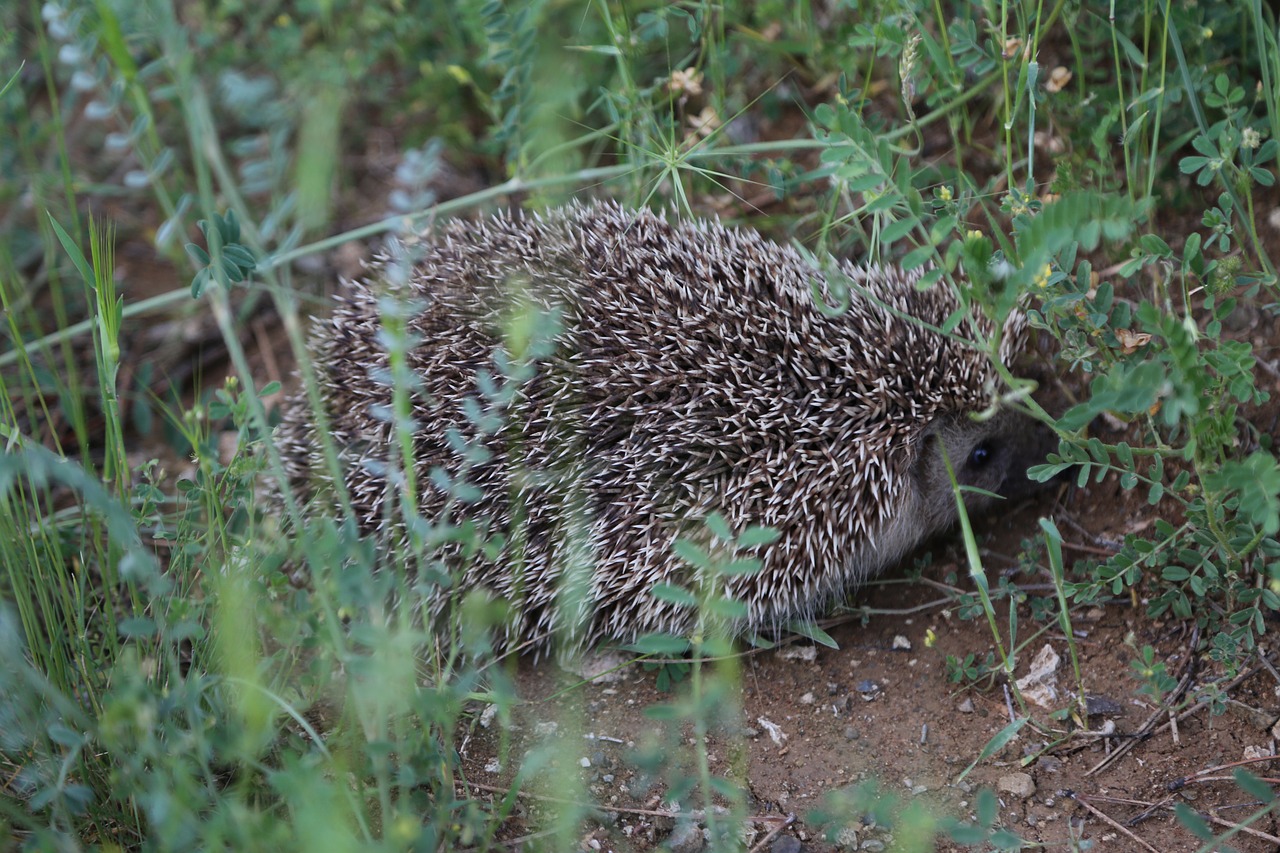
left=455, top=468, right=1280, bottom=852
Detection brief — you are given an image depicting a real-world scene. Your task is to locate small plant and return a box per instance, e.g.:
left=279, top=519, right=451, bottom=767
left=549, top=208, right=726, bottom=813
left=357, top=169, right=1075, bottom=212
left=1128, top=640, right=1180, bottom=705
left=945, top=650, right=1000, bottom=688
left=186, top=210, right=257, bottom=297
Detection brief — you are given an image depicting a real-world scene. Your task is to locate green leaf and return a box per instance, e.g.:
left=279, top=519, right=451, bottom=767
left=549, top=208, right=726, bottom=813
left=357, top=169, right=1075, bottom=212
left=719, top=557, right=763, bottom=576
left=707, top=776, right=742, bottom=799
left=1028, top=462, right=1070, bottom=482
left=705, top=511, right=733, bottom=541
left=1172, top=803, right=1214, bottom=840
left=649, top=583, right=698, bottom=606
left=901, top=245, right=935, bottom=271
left=47, top=722, right=85, bottom=748
left=47, top=213, right=94, bottom=286
left=185, top=242, right=210, bottom=265
left=786, top=620, right=839, bottom=648
left=223, top=244, right=257, bottom=270
left=672, top=539, right=711, bottom=569
left=118, top=616, right=157, bottom=637
left=703, top=596, right=748, bottom=620
left=879, top=217, right=917, bottom=245
left=975, top=787, right=999, bottom=826
left=954, top=717, right=1028, bottom=783
left=642, top=701, right=683, bottom=721
left=95, top=0, right=139, bottom=81
left=738, top=525, right=781, bottom=547
left=626, top=633, right=690, bottom=655
left=1204, top=452, right=1280, bottom=535
left=1192, top=134, right=1219, bottom=157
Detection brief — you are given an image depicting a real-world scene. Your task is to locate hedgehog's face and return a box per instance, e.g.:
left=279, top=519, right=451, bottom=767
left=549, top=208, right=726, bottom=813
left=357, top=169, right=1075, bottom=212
left=915, top=409, right=1054, bottom=532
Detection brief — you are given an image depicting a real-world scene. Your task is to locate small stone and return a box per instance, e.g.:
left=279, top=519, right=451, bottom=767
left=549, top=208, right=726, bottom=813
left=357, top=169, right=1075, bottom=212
left=892, top=635, right=911, bottom=651
left=1015, top=644, right=1061, bottom=709
left=1084, top=694, right=1124, bottom=717
left=997, top=772, right=1036, bottom=800
left=758, top=717, right=788, bottom=745
left=770, top=835, right=802, bottom=853
left=957, top=697, right=975, bottom=714
left=799, top=692, right=816, bottom=705
left=834, top=825, right=859, bottom=848
left=561, top=649, right=631, bottom=683
left=1037, top=756, right=1063, bottom=774
left=843, top=727, right=860, bottom=741
left=666, top=820, right=705, bottom=853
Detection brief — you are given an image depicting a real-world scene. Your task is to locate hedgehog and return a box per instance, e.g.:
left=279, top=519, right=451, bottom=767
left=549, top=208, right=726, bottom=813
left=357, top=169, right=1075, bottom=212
left=273, top=201, right=1048, bottom=649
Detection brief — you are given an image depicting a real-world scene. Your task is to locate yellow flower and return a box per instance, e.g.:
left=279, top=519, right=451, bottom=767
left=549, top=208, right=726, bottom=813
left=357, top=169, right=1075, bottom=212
left=938, top=185, right=953, bottom=201
left=1032, top=263, right=1053, bottom=288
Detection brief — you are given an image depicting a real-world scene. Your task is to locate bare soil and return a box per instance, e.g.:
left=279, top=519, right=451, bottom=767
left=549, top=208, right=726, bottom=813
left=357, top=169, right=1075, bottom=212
left=456, top=474, right=1280, bottom=852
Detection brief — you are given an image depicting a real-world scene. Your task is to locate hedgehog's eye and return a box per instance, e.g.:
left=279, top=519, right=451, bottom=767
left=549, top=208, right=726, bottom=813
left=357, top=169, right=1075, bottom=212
left=968, top=441, right=994, bottom=469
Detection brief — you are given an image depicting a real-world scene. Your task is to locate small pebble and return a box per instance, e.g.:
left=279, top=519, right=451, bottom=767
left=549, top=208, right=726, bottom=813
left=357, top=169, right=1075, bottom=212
left=770, top=835, right=802, bottom=853
left=997, top=772, right=1036, bottom=799
left=665, top=820, right=704, bottom=853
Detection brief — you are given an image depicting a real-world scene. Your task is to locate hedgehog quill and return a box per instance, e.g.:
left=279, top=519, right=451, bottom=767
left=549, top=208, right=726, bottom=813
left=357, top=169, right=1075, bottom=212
left=273, top=202, right=1049, bottom=649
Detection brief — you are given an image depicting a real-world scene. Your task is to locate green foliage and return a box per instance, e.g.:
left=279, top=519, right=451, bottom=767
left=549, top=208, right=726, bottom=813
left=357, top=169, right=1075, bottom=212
left=1128, top=642, right=1180, bottom=704
left=10, top=0, right=1280, bottom=849
left=186, top=210, right=257, bottom=297
left=945, top=650, right=999, bottom=687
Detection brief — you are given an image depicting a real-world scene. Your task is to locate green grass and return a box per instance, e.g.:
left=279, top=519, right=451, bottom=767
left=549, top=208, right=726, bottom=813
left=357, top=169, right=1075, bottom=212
left=5, top=0, right=1280, bottom=849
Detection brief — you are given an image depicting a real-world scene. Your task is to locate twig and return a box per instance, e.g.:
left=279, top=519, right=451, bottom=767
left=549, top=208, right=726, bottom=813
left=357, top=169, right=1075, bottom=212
left=1068, top=791, right=1160, bottom=852
left=1087, top=628, right=1200, bottom=776
left=464, top=780, right=792, bottom=828
left=747, top=812, right=796, bottom=853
